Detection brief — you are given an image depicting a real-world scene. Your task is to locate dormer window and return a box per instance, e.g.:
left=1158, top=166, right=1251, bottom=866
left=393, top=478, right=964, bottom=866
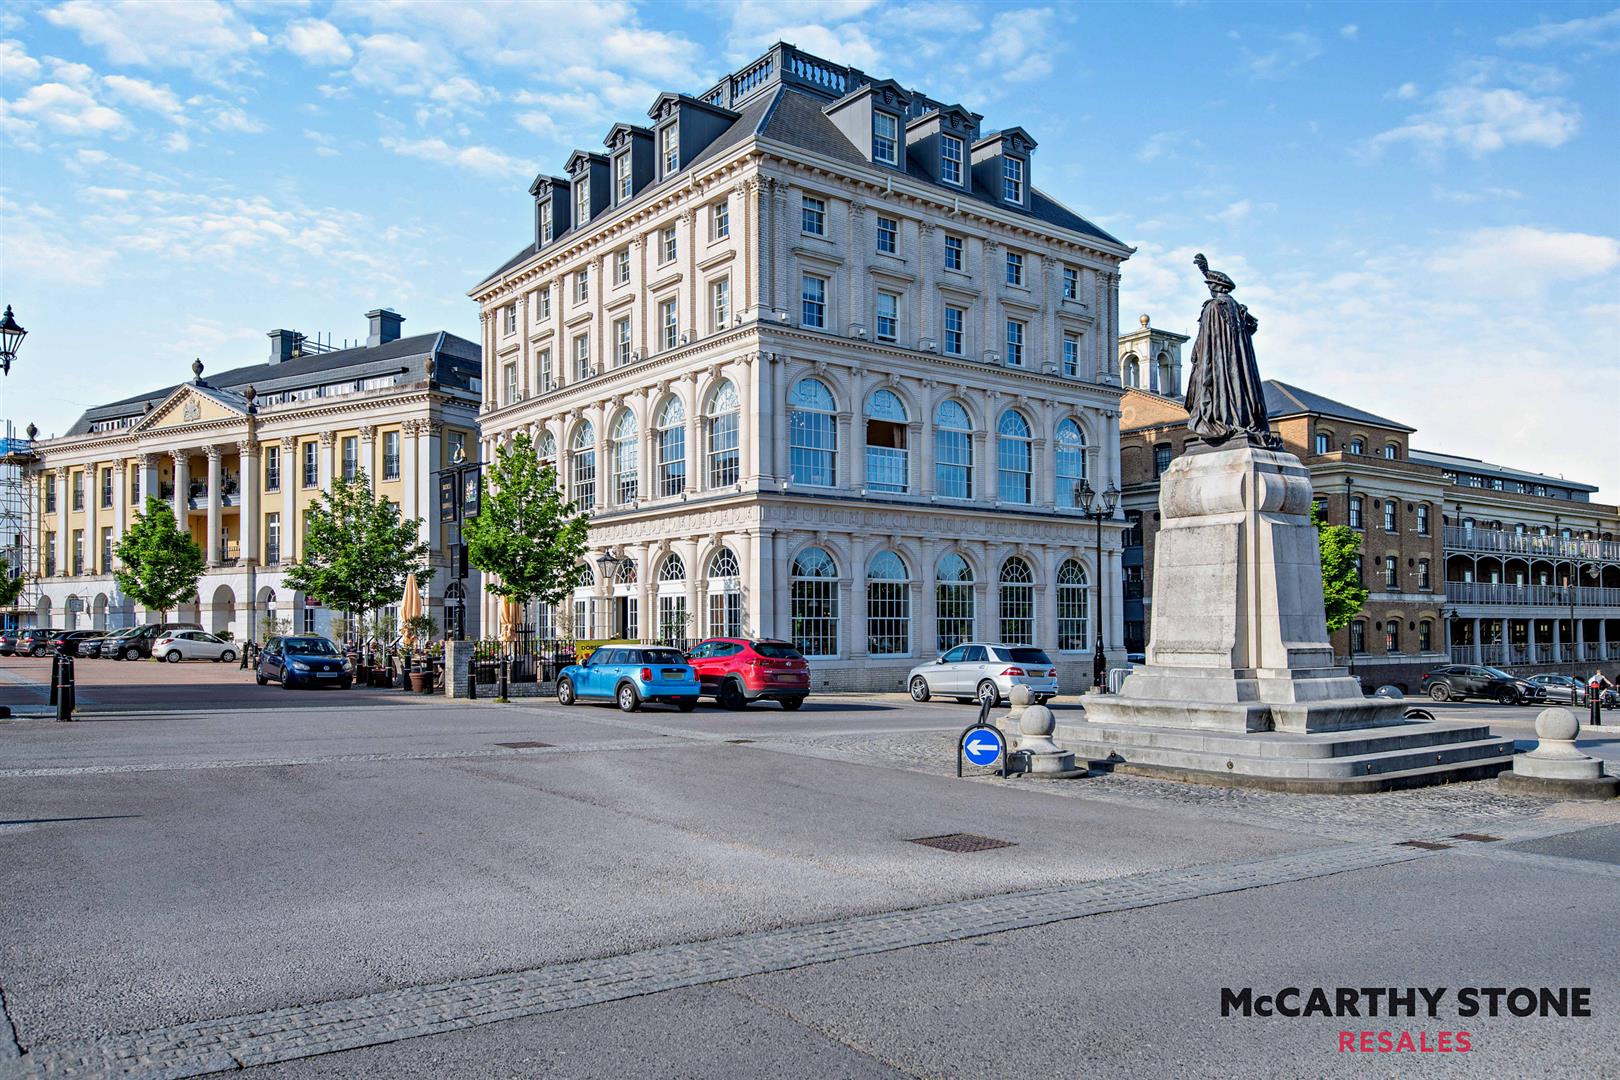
left=1003, top=157, right=1025, bottom=203
left=614, top=154, right=632, bottom=202
left=873, top=112, right=899, bottom=165
left=660, top=124, right=678, bottom=174
left=940, top=134, right=963, bottom=185
left=574, top=178, right=590, bottom=226
left=540, top=201, right=553, bottom=244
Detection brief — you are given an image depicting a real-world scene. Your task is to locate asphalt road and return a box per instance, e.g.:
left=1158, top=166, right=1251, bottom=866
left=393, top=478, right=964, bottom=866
left=2, top=693, right=1617, bottom=1078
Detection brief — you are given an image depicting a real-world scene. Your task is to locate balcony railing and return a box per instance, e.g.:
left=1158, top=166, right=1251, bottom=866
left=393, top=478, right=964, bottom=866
left=1450, top=642, right=1620, bottom=666
left=1446, top=581, right=1620, bottom=608
left=1445, top=526, right=1620, bottom=563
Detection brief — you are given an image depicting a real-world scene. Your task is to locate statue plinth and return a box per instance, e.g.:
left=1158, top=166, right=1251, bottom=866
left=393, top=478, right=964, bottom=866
left=1085, top=444, right=1401, bottom=733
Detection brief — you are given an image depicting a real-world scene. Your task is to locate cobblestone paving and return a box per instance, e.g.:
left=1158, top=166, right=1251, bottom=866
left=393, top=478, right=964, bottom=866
left=17, top=838, right=1462, bottom=1079
left=761, top=730, right=1618, bottom=843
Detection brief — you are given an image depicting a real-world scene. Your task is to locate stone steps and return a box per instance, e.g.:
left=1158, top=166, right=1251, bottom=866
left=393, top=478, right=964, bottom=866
left=1055, top=718, right=1501, bottom=761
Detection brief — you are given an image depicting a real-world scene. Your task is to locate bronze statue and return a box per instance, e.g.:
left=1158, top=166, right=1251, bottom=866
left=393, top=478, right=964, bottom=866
left=1184, top=253, right=1276, bottom=448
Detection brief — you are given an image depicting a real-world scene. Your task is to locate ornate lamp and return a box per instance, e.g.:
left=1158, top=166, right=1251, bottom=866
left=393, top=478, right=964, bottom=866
left=0, top=306, right=26, bottom=376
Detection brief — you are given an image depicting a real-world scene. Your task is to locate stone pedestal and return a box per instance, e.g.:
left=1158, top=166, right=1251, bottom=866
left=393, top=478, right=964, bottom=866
left=1058, top=443, right=1514, bottom=791
left=1498, top=707, right=1618, bottom=800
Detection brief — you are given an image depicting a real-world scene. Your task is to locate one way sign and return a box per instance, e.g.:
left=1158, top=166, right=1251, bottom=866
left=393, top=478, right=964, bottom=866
left=960, top=724, right=1005, bottom=769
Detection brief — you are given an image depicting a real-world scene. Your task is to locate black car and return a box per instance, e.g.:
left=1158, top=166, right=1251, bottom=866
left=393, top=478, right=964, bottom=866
left=1421, top=665, right=1545, bottom=706
left=19, top=627, right=66, bottom=657
left=256, top=635, right=353, bottom=689
left=84, top=628, right=136, bottom=659
left=109, top=622, right=204, bottom=660
left=54, top=630, right=108, bottom=657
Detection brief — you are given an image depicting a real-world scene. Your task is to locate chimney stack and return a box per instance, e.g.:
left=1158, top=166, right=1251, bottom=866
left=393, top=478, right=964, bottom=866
left=366, top=308, right=404, bottom=347
left=267, top=329, right=299, bottom=364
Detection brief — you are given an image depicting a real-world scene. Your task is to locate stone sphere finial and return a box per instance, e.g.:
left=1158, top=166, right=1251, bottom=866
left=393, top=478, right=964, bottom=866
left=26, top=422, right=37, bottom=441
left=1020, top=703, right=1056, bottom=738
left=1536, top=707, right=1579, bottom=743
left=1140, top=314, right=1150, bottom=328
left=1009, top=684, right=1035, bottom=708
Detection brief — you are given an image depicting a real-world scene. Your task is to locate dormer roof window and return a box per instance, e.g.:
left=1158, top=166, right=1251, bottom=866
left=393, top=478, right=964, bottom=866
left=540, top=200, right=553, bottom=244
left=614, top=153, right=632, bottom=202
left=873, top=111, right=899, bottom=165
left=940, top=133, right=963, bottom=185
left=575, top=176, right=591, bottom=226
left=660, top=123, right=679, bottom=175
left=1003, top=156, right=1024, bottom=204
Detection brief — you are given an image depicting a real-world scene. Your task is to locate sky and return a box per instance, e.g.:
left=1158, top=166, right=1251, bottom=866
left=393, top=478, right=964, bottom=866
left=1, top=0, right=1617, bottom=496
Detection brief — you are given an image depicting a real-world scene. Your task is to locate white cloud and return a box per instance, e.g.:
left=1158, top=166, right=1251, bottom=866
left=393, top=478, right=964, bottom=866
left=101, top=74, right=185, bottom=120
left=982, top=7, right=1061, bottom=82
left=1426, top=226, right=1620, bottom=301
left=1497, top=7, right=1620, bottom=52
left=163, top=130, right=190, bottom=152
left=282, top=18, right=352, bottom=66
left=1207, top=199, right=1253, bottom=224
left=380, top=134, right=530, bottom=178
left=1363, top=74, right=1580, bottom=158
left=303, top=128, right=339, bottom=157
left=1429, top=184, right=1522, bottom=204
left=1, top=80, right=127, bottom=137
left=1244, top=30, right=1322, bottom=79
left=1339, top=24, right=1358, bottom=40
left=44, top=0, right=268, bottom=79
left=350, top=32, right=454, bottom=96
left=0, top=38, right=42, bottom=82
left=1392, top=81, right=1419, bottom=100
left=1137, top=130, right=1196, bottom=163
left=209, top=106, right=265, bottom=133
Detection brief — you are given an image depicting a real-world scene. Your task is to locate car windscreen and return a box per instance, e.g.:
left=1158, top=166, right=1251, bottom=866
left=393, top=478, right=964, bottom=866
left=640, top=649, right=686, bottom=666
left=752, top=643, right=804, bottom=660
left=1483, top=667, right=1515, bottom=680
left=1004, top=648, right=1053, bottom=665
left=283, top=637, right=338, bottom=655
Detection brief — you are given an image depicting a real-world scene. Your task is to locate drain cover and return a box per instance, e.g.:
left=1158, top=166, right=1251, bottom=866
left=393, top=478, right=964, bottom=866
left=495, top=741, right=552, bottom=749
left=1450, top=833, right=1502, bottom=842
left=1397, top=839, right=1452, bottom=851
left=908, top=833, right=1016, bottom=853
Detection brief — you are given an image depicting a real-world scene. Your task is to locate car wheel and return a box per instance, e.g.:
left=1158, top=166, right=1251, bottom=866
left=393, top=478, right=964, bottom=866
left=617, top=683, right=641, bottom=713
left=1496, top=688, right=1520, bottom=706
left=909, top=675, right=932, bottom=703
left=165, top=650, right=183, bottom=664
left=255, top=673, right=267, bottom=686
left=977, top=680, right=1000, bottom=708
left=1428, top=684, right=1449, bottom=702
left=556, top=677, right=576, bottom=706
left=339, top=679, right=352, bottom=690
left=677, top=698, right=698, bottom=713
left=780, top=696, right=805, bottom=711
left=124, top=646, right=141, bottom=661
left=280, top=672, right=295, bottom=690
left=718, top=679, right=747, bottom=710
left=221, top=649, right=236, bottom=663
left=30, top=645, right=45, bottom=657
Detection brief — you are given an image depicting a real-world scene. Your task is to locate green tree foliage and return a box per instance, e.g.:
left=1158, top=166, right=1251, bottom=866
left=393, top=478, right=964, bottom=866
left=113, top=495, right=206, bottom=618
left=1312, top=503, right=1369, bottom=633
left=284, top=472, right=431, bottom=635
left=464, top=432, right=589, bottom=609
left=0, top=555, right=24, bottom=608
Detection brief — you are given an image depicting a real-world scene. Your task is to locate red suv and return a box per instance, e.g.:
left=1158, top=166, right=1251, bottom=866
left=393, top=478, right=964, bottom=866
left=686, top=639, right=810, bottom=710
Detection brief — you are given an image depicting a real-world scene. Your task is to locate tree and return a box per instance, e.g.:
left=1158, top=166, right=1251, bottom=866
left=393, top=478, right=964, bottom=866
left=1312, top=504, right=1369, bottom=633
left=115, top=495, right=205, bottom=619
left=0, top=555, right=23, bottom=609
left=464, top=432, right=589, bottom=614
left=283, top=472, right=431, bottom=641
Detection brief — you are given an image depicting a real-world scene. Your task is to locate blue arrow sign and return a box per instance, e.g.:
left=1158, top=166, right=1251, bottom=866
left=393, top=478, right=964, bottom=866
left=961, top=725, right=1005, bottom=768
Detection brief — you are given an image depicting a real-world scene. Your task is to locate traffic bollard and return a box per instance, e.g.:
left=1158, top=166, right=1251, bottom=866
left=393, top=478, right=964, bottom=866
left=49, top=651, right=60, bottom=706
left=498, top=657, right=509, bottom=700
left=55, top=653, right=76, bottom=721
left=467, top=653, right=478, bottom=700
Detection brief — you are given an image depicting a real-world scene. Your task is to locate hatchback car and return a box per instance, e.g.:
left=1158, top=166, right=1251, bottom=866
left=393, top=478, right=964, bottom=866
left=908, top=642, right=1059, bottom=706
left=108, top=622, right=205, bottom=660
left=86, top=628, right=137, bottom=659
left=256, top=635, right=352, bottom=689
left=1526, top=674, right=1588, bottom=706
left=556, top=646, right=699, bottom=712
left=19, top=628, right=65, bottom=657
left=686, top=638, right=810, bottom=710
left=1421, top=665, right=1544, bottom=705
left=0, top=628, right=19, bottom=655
left=152, top=630, right=239, bottom=664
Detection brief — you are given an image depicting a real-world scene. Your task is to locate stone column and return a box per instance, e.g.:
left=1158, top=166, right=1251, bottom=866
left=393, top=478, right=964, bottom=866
left=418, top=424, right=442, bottom=554
left=684, top=373, right=702, bottom=493
left=239, top=440, right=260, bottom=567
left=206, top=446, right=223, bottom=566
left=1472, top=618, right=1483, bottom=664
left=846, top=533, right=869, bottom=660
left=170, top=452, right=190, bottom=536
left=909, top=420, right=926, bottom=496
left=1031, top=436, right=1050, bottom=508
left=112, top=457, right=128, bottom=552
left=53, top=467, right=68, bottom=576
left=633, top=542, right=652, bottom=640
left=736, top=355, right=755, bottom=488
left=318, top=432, right=335, bottom=490
left=680, top=537, right=700, bottom=644
left=972, top=430, right=992, bottom=502
left=139, top=455, right=159, bottom=514
left=84, top=465, right=98, bottom=573
left=839, top=411, right=857, bottom=491
left=359, top=425, right=377, bottom=490
left=279, top=438, right=297, bottom=564
left=401, top=420, right=420, bottom=524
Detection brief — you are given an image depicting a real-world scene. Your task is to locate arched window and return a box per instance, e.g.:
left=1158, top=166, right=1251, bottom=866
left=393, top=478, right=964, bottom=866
left=791, top=547, right=839, bottom=657
left=1054, top=419, right=1086, bottom=508
left=935, top=553, right=974, bottom=652
left=706, top=380, right=740, bottom=487
left=707, top=547, right=742, bottom=639
left=1123, top=354, right=1140, bottom=388
left=655, top=396, right=685, bottom=497
left=573, top=564, right=596, bottom=639
left=1383, top=443, right=1399, bottom=460
left=539, top=431, right=557, bottom=468
left=656, top=554, right=687, bottom=644
left=934, top=400, right=972, bottom=499
left=1349, top=437, right=1365, bottom=455
left=1384, top=620, right=1400, bottom=654
left=615, top=559, right=637, bottom=584
left=789, top=378, right=836, bottom=486
left=1350, top=620, right=1366, bottom=654
left=996, top=410, right=1032, bottom=504
left=1155, top=352, right=1173, bottom=395
left=866, top=550, right=910, bottom=655
left=571, top=420, right=596, bottom=510
left=999, top=557, right=1035, bottom=644
left=1056, top=559, right=1089, bottom=651
left=610, top=409, right=638, bottom=504
left=865, top=389, right=908, bottom=493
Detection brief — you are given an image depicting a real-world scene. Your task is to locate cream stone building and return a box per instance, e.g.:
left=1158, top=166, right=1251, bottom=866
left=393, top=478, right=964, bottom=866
left=23, top=309, right=481, bottom=641
left=471, top=43, right=1133, bottom=691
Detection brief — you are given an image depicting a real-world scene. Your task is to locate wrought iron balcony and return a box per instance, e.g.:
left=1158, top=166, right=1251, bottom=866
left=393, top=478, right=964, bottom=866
left=1445, top=526, right=1620, bottom=563
left=1446, top=581, right=1620, bottom=608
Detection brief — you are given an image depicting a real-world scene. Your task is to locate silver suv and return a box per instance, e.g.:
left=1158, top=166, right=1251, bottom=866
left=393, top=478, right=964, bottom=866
left=908, top=642, right=1059, bottom=706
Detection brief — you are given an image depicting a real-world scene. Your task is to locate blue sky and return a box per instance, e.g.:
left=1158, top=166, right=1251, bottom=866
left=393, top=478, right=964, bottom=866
left=2, top=1, right=1617, bottom=495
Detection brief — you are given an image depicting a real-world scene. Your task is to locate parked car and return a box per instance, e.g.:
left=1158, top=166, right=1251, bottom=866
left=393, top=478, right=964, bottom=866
left=256, top=635, right=352, bottom=689
left=907, top=642, right=1060, bottom=706
left=0, top=628, right=19, bottom=655
left=18, top=627, right=65, bottom=657
left=109, top=622, right=205, bottom=660
left=685, top=638, right=809, bottom=710
left=1420, top=665, right=1545, bottom=705
left=152, top=630, right=239, bottom=664
left=85, top=628, right=137, bottom=659
left=1526, top=674, right=1589, bottom=706
left=556, top=645, right=700, bottom=712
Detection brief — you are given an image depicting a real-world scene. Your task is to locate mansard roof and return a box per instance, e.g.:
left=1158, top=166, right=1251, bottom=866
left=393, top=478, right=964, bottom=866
left=1263, top=380, right=1414, bottom=433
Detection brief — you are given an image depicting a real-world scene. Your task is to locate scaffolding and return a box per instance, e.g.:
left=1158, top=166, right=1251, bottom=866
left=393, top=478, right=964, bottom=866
left=1, top=420, right=40, bottom=629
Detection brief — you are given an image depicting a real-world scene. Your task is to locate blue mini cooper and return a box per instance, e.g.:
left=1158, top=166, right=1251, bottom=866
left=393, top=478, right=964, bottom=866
left=556, top=646, right=700, bottom=712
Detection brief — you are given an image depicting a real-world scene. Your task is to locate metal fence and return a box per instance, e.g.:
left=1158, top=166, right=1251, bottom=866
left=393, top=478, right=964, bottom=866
left=465, top=636, right=698, bottom=689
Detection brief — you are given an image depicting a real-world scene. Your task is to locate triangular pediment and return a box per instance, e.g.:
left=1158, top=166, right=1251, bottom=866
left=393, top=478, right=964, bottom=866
left=136, top=383, right=248, bottom=432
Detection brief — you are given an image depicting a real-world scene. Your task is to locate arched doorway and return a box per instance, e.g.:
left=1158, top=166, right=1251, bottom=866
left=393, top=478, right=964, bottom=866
left=256, top=586, right=280, bottom=639
left=92, top=593, right=109, bottom=630
left=64, top=594, right=82, bottom=630
left=208, top=584, right=235, bottom=636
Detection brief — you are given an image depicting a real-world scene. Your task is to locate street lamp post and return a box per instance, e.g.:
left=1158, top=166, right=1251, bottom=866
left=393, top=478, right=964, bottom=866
left=0, top=306, right=26, bottom=376
left=1077, top=479, right=1119, bottom=691
left=595, top=549, right=621, bottom=638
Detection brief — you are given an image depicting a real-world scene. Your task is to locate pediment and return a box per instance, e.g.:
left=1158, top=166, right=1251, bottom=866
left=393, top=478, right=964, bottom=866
left=136, top=383, right=247, bottom=432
